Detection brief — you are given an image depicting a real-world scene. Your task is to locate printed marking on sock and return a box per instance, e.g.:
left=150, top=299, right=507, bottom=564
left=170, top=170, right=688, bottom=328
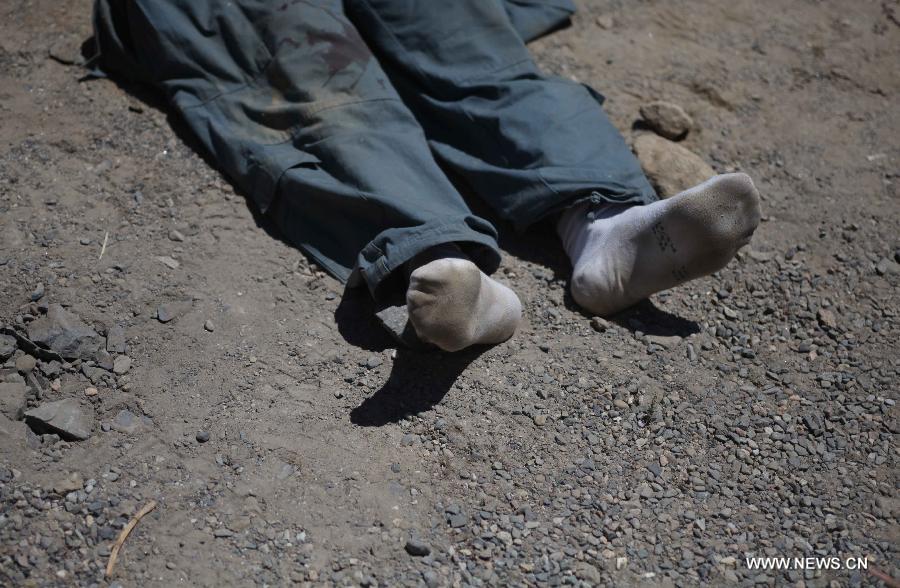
left=651, top=223, right=678, bottom=254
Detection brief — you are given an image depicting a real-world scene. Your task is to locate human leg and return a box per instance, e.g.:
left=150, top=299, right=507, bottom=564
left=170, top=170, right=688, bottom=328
left=92, top=0, right=521, bottom=349
left=347, top=0, right=759, bottom=314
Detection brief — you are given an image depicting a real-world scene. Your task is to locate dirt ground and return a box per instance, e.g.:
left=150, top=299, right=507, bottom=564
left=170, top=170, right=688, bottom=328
left=1, top=0, right=898, bottom=586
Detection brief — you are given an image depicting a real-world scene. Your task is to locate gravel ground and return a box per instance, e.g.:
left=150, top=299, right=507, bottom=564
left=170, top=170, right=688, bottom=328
left=1, top=0, right=897, bottom=586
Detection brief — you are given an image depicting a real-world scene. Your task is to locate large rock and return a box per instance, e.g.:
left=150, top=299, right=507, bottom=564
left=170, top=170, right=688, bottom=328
left=26, top=304, right=102, bottom=360
left=640, top=101, right=693, bottom=140
left=633, top=134, right=715, bottom=198
left=24, top=398, right=93, bottom=441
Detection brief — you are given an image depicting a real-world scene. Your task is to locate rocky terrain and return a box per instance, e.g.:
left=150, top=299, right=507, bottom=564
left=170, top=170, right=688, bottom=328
left=1, top=0, right=897, bottom=586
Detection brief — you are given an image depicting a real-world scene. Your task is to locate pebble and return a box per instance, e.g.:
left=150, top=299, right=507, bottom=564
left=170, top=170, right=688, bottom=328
left=15, top=354, right=37, bottom=374
left=533, top=414, right=547, bottom=426
left=156, top=256, right=180, bottom=270
left=633, top=133, right=715, bottom=198
left=112, top=410, right=148, bottom=435
left=52, top=472, right=83, bottom=495
left=196, top=430, right=210, bottom=443
left=30, top=283, right=45, bottom=302
left=640, top=101, right=693, bottom=140
left=106, top=324, right=127, bottom=354
left=204, top=319, right=215, bottom=332
left=84, top=387, right=98, bottom=397
left=168, top=229, right=185, bottom=242
left=645, top=334, right=682, bottom=349
left=595, top=15, right=613, bottom=29
left=0, top=334, right=16, bottom=361
left=157, top=304, right=176, bottom=323
left=404, top=537, right=431, bottom=556
left=112, top=356, right=132, bottom=375
left=590, top=317, right=610, bottom=332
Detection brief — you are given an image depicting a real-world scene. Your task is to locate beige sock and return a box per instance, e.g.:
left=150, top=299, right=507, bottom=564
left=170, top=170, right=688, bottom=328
left=405, top=245, right=522, bottom=352
left=558, top=173, right=761, bottom=316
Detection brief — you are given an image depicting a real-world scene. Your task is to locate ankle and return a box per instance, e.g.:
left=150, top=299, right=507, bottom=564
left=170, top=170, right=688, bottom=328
left=406, top=242, right=466, bottom=277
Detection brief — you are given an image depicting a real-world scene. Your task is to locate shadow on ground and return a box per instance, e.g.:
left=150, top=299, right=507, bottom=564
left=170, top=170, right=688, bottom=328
left=350, top=346, right=485, bottom=426
left=607, top=299, right=701, bottom=337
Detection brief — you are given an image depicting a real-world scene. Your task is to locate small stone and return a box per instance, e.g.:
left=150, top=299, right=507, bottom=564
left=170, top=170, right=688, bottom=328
left=15, top=354, right=37, bottom=374
left=156, top=256, right=180, bottom=270
left=722, top=306, right=739, bottom=320
left=374, top=304, right=425, bottom=348
left=575, top=562, right=603, bottom=583
left=106, top=324, right=127, bottom=354
left=113, top=356, right=132, bottom=375
left=84, top=387, right=98, bottom=397
left=94, top=349, right=114, bottom=371
left=405, top=538, right=431, bottom=557
left=365, top=355, right=383, bottom=369
left=0, top=381, right=27, bottom=420
left=53, top=472, right=84, bottom=494
left=640, top=101, right=693, bottom=140
left=203, top=319, right=215, bottom=332
left=817, top=308, right=837, bottom=330
left=595, top=15, right=614, bottom=29
left=196, top=430, right=210, bottom=443
left=876, top=258, right=899, bottom=276
left=533, top=414, right=547, bottom=426
left=156, top=302, right=187, bottom=323
left=645, top=334, right=682, bottom=349
left=633, top=134, right=715, bottom=198
left=168, top=229, right=185, bottom=242
left=30, top=283, right=45, bottom=302
left=590, top=317, right=610, bottom=332
left=748, top=249, right=776, bottom=262
left=616, top=556, right=628, bottom=570
left=24, top=398, right=93, bottom=441
left=213, top=528, right=234, bottom=538
left=0, top=334, right=16, bottom=361
left=112, top=410, right=146, bottom=435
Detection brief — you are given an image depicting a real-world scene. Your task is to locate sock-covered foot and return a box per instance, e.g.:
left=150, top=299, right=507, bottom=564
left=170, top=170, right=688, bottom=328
left=406, top=245, right=522, bottom=352
left=558, top=173, right=761, bottom=316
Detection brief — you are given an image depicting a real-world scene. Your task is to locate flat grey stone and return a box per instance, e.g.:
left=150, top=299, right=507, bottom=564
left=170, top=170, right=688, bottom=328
left=26, top=304, right=102, bottom=360
left=374, top=304, right=426, bottom=349
left=157, top=301, right=192, bottom=323
left=112, top=409, right=150, bottom=435
left=24, top=398, right=93, bottom=441
left=106, top=324, right=127, bottom=354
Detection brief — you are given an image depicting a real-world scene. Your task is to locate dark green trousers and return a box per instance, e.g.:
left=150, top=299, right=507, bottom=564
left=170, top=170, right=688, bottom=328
left=92, top=0, right=656, bottom=300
